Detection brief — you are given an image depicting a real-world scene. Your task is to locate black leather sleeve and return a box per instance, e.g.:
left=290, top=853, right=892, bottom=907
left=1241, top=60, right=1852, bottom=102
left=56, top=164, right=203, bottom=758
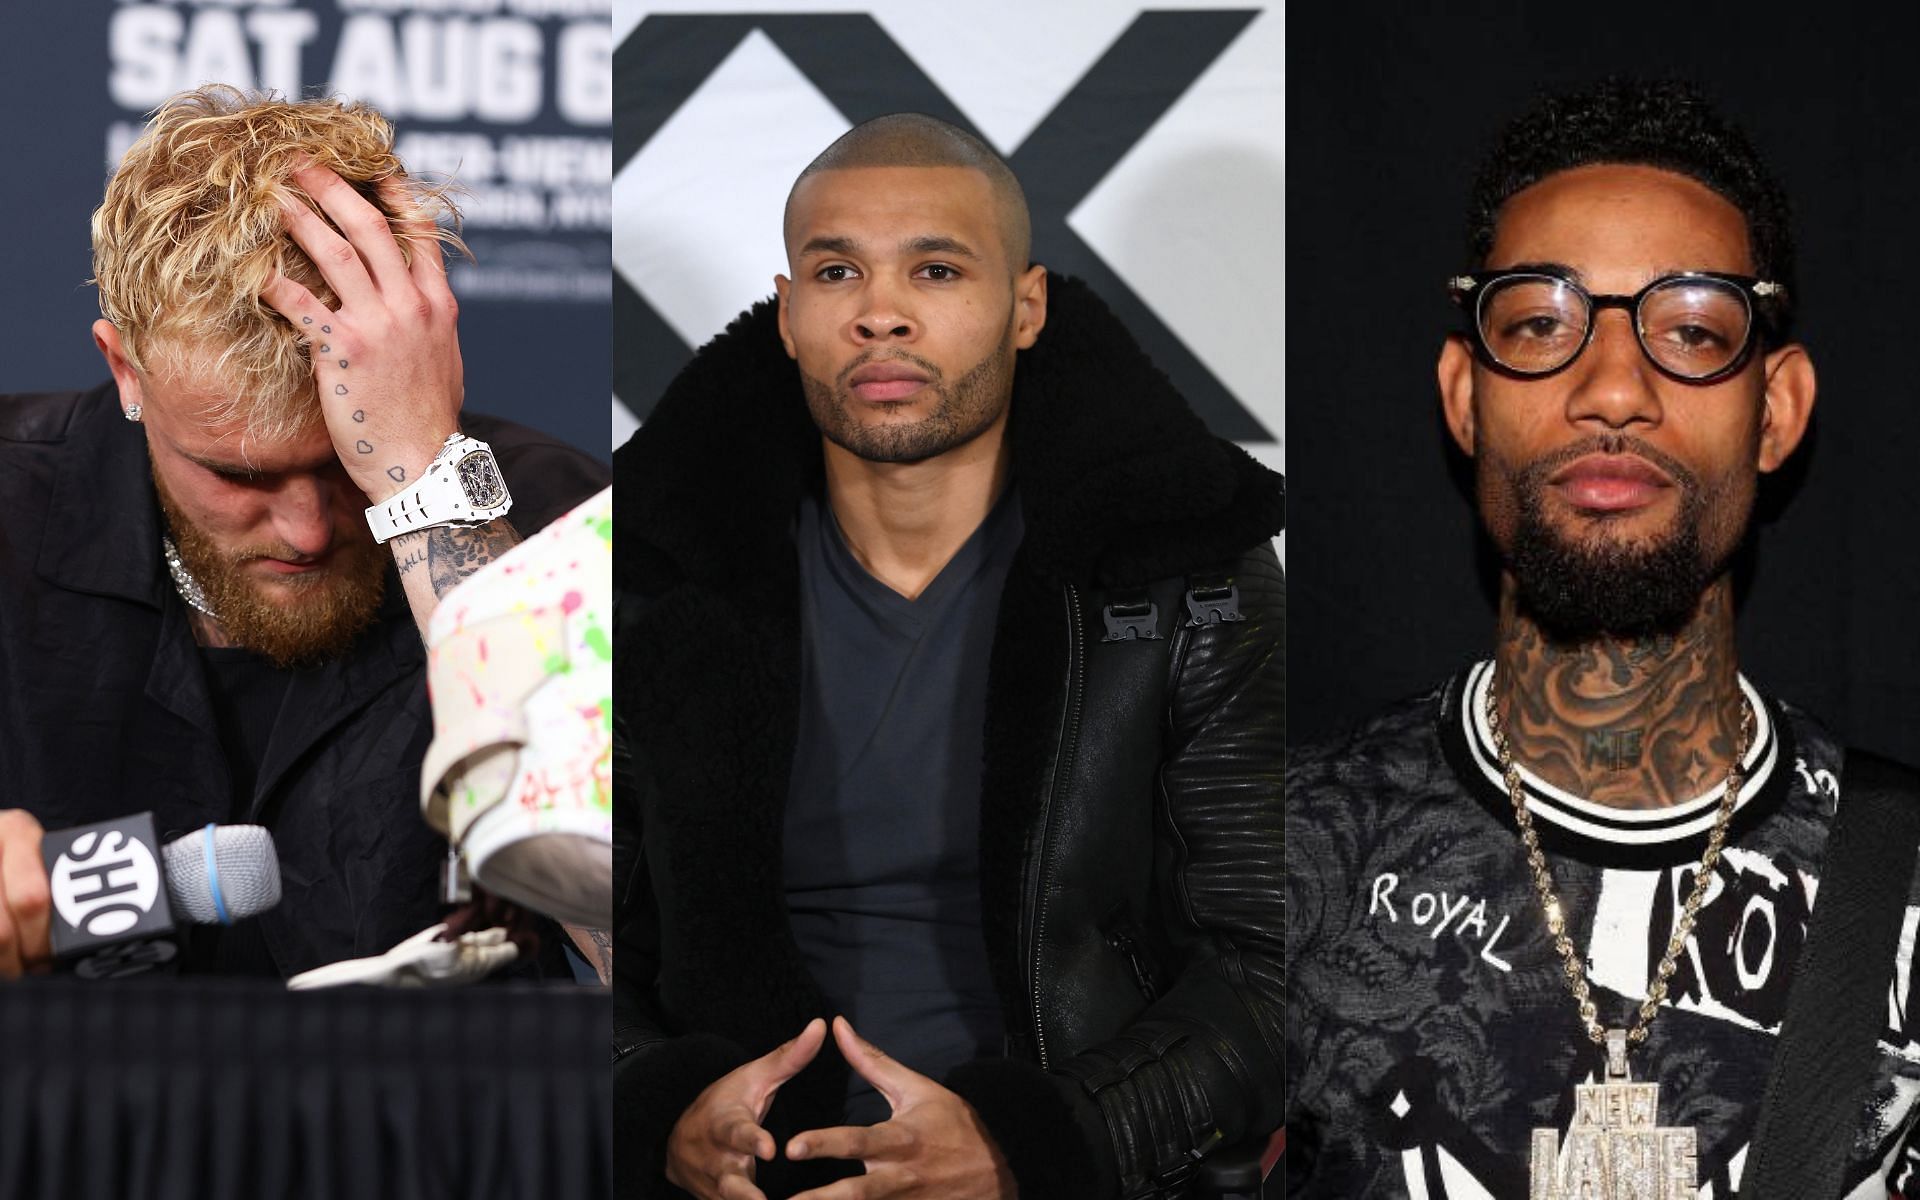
left=1055, top=544, right=1287, bottom=1197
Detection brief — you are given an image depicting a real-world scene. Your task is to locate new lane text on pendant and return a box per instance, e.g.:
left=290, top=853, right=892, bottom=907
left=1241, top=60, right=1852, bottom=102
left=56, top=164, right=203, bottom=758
left=1530, top=1030, right=1696, bottom=1200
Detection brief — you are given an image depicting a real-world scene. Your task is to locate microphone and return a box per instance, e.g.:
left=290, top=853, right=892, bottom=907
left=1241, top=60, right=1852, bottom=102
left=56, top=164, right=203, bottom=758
left=38, top=814, right=282, bottom=978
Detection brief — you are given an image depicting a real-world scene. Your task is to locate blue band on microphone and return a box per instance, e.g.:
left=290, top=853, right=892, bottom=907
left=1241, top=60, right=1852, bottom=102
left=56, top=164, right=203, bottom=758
left=202, top=823, right=232, bottom=926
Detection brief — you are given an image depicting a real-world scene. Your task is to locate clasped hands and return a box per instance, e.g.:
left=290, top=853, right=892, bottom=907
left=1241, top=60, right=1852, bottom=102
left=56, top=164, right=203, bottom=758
left=665, top=1016, right=1017, bottom=1200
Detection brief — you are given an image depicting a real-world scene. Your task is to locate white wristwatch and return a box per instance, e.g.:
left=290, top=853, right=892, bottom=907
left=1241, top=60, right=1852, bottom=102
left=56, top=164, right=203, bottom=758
left=365, top=433, right=513, bottom=544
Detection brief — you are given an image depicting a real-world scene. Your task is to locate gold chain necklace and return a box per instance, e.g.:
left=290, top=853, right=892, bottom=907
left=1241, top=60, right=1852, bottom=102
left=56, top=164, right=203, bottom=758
left=1484, top=667, right=1752, bottom=1200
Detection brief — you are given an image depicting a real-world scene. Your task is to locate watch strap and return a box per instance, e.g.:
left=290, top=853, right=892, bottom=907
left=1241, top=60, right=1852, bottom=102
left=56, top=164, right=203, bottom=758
left=366, top=434, right=512, bottom=544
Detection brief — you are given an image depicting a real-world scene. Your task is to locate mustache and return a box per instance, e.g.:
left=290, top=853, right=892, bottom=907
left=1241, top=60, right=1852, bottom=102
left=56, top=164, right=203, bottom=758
left=221, top=542, right=329, bottom=567
left=1511, top=434, right=1700, bottom=491
left=835, top=351, right=944, bottom=389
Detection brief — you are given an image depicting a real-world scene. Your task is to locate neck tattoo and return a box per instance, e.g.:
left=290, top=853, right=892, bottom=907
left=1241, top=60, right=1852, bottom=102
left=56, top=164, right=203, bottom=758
left=1492, top=580, right=1742, bottom=811
left=1488, top=666, right=1752, bottom=1199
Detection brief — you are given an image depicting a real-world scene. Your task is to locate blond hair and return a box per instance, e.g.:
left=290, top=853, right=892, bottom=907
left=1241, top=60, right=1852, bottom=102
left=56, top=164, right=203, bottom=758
left=92, top=85, right=463, bottom=442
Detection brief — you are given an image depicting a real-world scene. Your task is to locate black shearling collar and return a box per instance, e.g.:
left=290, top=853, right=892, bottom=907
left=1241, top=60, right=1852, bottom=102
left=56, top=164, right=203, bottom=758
left=616, top=274, right=1283, bottom=595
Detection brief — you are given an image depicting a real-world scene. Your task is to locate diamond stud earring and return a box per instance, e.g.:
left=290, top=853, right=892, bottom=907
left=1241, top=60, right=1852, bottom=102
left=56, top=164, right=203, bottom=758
left=123, top=404, right=142, bottom=423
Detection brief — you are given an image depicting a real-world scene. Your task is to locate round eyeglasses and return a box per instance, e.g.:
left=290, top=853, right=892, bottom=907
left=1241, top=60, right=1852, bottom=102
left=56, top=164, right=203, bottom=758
left=1448, top=269, right=1788, bottom=383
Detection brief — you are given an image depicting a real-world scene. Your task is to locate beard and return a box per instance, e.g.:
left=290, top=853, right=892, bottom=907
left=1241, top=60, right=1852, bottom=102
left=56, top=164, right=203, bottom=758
left=1489, top=434, right=1745, bottom=641
left=154, top=468, right=388, bottom=669
left=801, top=319, right=1017, bottom=464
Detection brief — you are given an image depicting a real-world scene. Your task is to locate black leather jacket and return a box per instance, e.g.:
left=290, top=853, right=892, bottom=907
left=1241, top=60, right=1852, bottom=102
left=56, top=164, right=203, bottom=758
left=613, top=277, right=1285, bottom=1199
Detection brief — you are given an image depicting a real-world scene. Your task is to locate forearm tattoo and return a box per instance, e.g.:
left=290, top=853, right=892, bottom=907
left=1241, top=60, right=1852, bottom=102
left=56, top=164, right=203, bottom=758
left=588, top=929, right=612, bottom=981
left=395, top=545, right=428, bottom=578
left=560, top=925, right=612, bottom=985
left=392, top=521, right=523, bottom=599
left=1494, top=578, right=1742, bottom=810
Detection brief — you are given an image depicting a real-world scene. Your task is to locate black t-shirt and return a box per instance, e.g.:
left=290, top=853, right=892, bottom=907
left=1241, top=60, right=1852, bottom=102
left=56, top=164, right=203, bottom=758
left=175, top=645, right=293, bottom=976
left=201, top=645, right=293, bottom=817
left=784, top=486, right=1022, bottom=1124
left=1287, top=660, right=1920, bottom=1198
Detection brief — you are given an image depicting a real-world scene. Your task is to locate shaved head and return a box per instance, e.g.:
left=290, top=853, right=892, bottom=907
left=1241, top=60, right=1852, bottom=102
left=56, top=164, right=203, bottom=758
left=784, top=113, right=1032, bottom=274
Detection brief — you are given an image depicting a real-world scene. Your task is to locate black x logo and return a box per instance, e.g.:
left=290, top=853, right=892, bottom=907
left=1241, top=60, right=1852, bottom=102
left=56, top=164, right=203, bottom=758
left=614, top=11, right=1269, bottom=441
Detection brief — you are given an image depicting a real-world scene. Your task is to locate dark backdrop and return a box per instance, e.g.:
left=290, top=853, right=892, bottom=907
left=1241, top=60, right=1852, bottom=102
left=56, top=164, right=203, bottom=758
left=1289, top=5, right=1920, bottom=760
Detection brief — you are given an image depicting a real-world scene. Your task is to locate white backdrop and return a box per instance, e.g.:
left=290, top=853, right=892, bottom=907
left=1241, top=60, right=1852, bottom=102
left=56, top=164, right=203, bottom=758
left=612, top=0, right=1283, bottom=516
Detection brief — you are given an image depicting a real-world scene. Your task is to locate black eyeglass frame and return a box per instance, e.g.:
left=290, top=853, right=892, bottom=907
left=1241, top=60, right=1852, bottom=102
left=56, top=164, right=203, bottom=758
left=1447, top=268, right=1790, bottom=384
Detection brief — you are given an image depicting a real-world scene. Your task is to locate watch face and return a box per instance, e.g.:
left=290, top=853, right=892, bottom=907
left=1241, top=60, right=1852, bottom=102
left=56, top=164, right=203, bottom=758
left=455, top=450, right=507, bottom=509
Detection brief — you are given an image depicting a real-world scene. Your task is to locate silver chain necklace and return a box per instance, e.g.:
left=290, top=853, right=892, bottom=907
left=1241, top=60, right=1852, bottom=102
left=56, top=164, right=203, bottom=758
left=1486, top=666, right=1752, bottom=1200
left=161, top=536, right=217, bottom=619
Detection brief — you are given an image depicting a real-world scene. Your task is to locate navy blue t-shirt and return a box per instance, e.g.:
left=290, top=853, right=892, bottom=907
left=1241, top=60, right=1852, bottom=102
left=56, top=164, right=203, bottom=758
left=784, top=485, right=1022, bottom=1124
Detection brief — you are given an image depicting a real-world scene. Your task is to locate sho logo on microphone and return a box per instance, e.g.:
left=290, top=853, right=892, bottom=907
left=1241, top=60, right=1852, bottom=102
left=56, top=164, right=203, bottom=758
left=40, top=813, right=176, bottom=957
left=51, top=829, right=159, bottom=936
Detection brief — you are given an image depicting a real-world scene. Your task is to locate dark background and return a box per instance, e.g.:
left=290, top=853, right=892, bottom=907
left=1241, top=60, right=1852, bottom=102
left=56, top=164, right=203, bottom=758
left=1288, top=5, right=1920, bottom=759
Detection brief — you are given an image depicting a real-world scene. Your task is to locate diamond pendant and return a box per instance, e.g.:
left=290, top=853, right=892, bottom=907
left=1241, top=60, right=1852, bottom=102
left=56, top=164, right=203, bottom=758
left=1530, top=1030, right=1697, bottom=1200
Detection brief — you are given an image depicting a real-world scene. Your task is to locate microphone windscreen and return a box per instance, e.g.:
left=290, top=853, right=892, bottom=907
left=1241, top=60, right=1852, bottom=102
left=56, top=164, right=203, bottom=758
left=161, top=825, right=283, bottom=924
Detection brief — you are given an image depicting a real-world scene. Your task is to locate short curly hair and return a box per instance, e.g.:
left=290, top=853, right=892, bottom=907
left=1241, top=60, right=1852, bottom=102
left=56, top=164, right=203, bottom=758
left=92, top=85, right=463, bottom=442
left=1467, top=78, right=1795, bottom=322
